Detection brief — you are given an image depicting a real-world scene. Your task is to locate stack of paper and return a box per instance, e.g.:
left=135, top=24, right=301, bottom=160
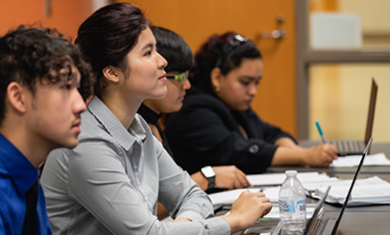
left=311, top=176, right=390, bottom=206
left=331, top=153, right=390, bottom=167
left=209, top=172, right=340, bottom=205
left=209, top=171, right=390, bottom=208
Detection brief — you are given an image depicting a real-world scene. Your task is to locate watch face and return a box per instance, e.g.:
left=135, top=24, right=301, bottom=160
left=202, top=166, right=215, bottom=178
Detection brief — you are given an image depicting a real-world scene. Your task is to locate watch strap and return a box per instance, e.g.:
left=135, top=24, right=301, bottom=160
left=207, top=174, right=215, bottom=189
left=201, top=166, right=216, bottom=189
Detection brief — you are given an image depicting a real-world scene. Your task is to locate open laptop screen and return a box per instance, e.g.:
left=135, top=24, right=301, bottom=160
left=330, top=137, right=373, bottom=234
left=364, top=79, right=377, bottom=145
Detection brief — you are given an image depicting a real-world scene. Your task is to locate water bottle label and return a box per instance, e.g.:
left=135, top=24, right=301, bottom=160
left=280, top=199, right=306, bottom=213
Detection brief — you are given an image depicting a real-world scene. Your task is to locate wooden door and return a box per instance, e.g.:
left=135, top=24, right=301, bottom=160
left=0, top=0, right=92, bottom=39
left=127, top=0, right=297, bottom=137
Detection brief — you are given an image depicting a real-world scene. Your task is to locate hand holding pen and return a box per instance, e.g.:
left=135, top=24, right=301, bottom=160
left=315, top=121, right=327, bottom=144
left=305, top=121, right=338, bottom=166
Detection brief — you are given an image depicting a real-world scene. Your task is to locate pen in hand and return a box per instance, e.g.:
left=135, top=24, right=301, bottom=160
left=315, top=121, right=327, bottom=144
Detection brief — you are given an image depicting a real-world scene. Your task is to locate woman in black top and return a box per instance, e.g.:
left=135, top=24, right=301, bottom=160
left=165, top=32, right=338, bottom=174
left=139, top=27, right=250, bottom=192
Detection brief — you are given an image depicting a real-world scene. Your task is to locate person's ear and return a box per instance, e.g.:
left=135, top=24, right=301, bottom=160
left=6, top=82, right=27, bottom=113
left=210, top=67, right=223, bottom=93
left=102, top=65, right=120, bottom=83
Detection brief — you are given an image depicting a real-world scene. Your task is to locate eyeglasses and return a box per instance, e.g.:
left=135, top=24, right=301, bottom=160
left=166, top=71, right=189, bottom=85
left=215, top=34, right=248, bottom=68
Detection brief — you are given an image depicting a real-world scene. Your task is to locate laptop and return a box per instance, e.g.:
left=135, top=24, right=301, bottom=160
left=286, top=138, right=372, bottom=235
left=242, top=138, right=373, bottom=235
left=328, top=78, right=377, bottom=156
left=306, top=137, right=372, bottom=235
left=303, top=186, right=331, bottom=235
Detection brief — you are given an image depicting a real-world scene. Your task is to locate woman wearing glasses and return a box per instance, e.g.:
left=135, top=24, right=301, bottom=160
left=41, top=4, right=272, bottom=234
left=138, top=27, right=251, bottom=220
left=165, top=32, right=338, bottom=175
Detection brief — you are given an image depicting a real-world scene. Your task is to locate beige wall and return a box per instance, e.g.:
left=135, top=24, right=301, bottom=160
left=309, top=0, right=390, bottom=142
left=309, top=64, right=390, bottom=142
left=340, top=0, right=390, bottom=34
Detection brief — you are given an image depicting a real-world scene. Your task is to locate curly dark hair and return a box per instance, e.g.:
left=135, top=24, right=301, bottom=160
left=75, top=2, right=149, bottom=98
left=190, top=32, right=262, bottom=94
left=0, top=25, right=94, bottom=124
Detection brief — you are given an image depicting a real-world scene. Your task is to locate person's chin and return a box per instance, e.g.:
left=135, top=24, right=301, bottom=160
left=62, top=136, right=79, bottom=149
left=151, top=88, right=167, bottom=99
left=236, top=104, right=250, bottom=111
left=166, top=105, right=181, bottom=114
left=174, top=102, right=183, bottom=112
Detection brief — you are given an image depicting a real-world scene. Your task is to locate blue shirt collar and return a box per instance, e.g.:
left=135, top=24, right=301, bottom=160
left=0, top=133, right=39, bottom=195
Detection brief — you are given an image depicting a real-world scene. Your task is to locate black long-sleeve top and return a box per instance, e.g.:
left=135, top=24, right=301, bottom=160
left=137, top=104, right=174, bottom=157
left=165, top=87, right=297, bottom=174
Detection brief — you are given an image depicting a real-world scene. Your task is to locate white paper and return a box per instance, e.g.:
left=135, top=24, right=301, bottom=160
left=208, top=186, right=281, bottom=205
left=208, top=187, right=263, bottom=205
left=262, top=186, right=281, bottom=202
left=247, top=172, right=338, bottom=186
left=313, top=176, right=390, bottom=206
left=330, top=153, right=390, bottom=167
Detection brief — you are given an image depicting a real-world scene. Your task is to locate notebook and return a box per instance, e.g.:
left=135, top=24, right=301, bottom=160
left=241, top=138, right=373, bottom=235
left=328, top=78, right=377, bottom=156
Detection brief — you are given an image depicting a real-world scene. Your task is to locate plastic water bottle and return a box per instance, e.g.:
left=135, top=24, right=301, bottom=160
left=279, top=170, right=306, bottom=235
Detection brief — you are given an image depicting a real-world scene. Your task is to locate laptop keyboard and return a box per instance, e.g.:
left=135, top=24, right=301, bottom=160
left=329, top=140, right=365, bottom=155
left=309, top=218, right=329, bottom=235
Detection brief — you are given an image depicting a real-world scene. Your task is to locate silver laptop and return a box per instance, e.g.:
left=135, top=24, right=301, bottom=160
left=242, top=138, right=373, bottom=235
left=329, top=79, right=377, bottom=156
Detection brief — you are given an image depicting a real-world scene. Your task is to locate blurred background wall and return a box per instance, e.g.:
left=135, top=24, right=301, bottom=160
left=2, top=0, right=390, bottom=142
left=308, top=0, right=390, bottom=142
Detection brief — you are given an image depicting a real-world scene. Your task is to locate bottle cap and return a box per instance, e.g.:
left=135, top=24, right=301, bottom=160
left=285, top=170, right=297, bottom=177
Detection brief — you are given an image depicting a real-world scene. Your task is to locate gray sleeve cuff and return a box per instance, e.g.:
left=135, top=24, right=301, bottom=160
left=173, top=212, right=231, bottom=235
left=205, top=217, right=231, bottom=235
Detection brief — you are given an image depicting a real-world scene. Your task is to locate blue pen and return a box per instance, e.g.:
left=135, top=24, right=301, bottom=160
left=315, top=121, right=327, bottom=144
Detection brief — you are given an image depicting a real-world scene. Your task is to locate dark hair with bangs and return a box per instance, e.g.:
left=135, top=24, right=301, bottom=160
left=190, top=32, right=262, bottom=94
left=0, top=25, right=94, bottom=125
left=75, top=2, right=149, bottom=98
left=151, top=26, right=193, bottom=73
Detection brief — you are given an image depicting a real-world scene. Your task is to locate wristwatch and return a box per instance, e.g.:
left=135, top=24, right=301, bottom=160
left=200, top=166, right=216, bottom=190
